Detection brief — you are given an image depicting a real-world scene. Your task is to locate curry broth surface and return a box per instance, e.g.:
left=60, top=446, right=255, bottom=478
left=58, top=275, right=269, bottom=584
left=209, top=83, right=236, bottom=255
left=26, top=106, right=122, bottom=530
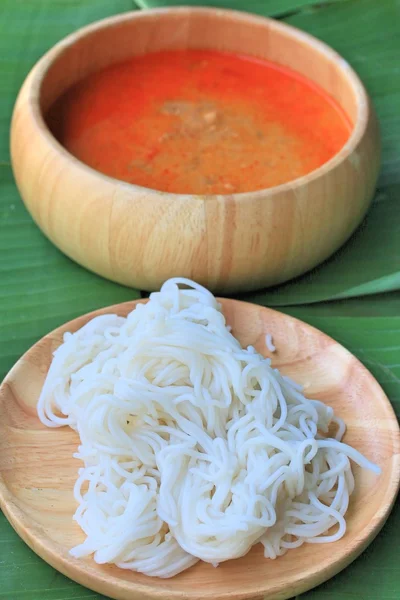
left=47, top=50, right=351, bottom=194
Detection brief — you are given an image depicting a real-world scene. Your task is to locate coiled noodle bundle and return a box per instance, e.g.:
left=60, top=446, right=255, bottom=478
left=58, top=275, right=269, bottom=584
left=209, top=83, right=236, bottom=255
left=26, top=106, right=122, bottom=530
left=38, top=278, right=380, bottom=577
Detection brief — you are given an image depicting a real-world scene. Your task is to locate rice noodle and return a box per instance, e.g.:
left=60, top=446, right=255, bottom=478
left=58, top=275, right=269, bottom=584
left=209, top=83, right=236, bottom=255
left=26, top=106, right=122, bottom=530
left=265, top=334, right=276, bottom=353
left=37, top=277, right=380, bottom=577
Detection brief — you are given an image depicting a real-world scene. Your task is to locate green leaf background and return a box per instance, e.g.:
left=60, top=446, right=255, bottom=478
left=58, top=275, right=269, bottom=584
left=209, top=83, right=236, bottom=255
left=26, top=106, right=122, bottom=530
left=0, top=1, right=399, bottom=599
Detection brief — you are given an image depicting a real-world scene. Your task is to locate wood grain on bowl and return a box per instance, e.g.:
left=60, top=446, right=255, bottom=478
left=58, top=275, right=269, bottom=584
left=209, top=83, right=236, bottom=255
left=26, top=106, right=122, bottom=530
left=10, top=8, right=380, bottom=293
left=0, top=299, right=399, bottom=600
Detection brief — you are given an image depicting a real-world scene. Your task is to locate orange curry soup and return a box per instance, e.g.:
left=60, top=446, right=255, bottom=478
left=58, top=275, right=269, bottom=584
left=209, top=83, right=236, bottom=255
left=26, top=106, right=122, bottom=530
left=47, top=49, right=352, bottom=195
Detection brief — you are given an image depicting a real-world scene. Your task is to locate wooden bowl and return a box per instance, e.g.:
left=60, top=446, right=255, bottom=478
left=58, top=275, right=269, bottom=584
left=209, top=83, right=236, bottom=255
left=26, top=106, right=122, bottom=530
left=0, top=299, right=399, bottom=600
left=10, top=8, right=380, bottom=293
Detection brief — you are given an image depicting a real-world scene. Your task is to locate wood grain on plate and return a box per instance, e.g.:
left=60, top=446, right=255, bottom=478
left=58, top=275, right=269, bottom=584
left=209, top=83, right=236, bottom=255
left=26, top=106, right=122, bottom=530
left=0, top=299, right=399, bottom=600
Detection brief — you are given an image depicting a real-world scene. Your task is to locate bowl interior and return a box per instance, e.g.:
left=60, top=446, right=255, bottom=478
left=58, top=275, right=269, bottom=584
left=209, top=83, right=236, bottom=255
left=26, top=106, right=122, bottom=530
left=0, top=299, right=398, bottom=600
left=39, top=8, right=359, bottom=135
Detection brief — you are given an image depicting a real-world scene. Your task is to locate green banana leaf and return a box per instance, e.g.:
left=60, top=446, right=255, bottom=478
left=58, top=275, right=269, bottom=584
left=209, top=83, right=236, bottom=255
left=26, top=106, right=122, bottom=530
left=280, top=303, right=400, bottom=417
left=135, top=0, right=343, bottom=16
left=0, top=1, right=399, bottom=600
left=250, top=0, right=400, bottom=305
left=251, top=0, right=400, bottom=306
left=1, top=3, right=142, bottom=597
left=1, top=502, right=399, bottom=600
left=286, top=0, right=400, bottom=189
left=0, top=165, right=139, bottom=381
left=247, top=185, right=400, bottom=306
left=0, top=0, right=136, bottom=164
left=0, top=0, right=142, bottom=381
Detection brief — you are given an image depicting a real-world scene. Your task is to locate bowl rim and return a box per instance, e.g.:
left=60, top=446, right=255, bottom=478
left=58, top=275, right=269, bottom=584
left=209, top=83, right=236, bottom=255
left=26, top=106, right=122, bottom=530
left=19, top=6, right=372, bottom=201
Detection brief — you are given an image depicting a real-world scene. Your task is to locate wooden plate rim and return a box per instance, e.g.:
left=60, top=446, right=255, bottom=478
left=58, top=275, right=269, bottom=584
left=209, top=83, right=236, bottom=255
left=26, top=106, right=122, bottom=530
left=0, top=298, right=399, bottom=600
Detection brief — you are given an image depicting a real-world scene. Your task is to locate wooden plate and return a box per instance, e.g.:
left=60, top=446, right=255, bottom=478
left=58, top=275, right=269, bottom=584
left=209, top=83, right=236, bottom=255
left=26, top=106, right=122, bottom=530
left=0, top=299, right=399, bottom=600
